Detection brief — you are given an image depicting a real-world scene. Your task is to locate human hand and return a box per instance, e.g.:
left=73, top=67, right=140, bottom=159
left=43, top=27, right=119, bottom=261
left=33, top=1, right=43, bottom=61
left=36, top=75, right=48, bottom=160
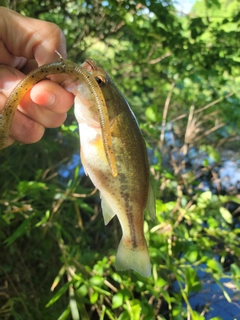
left=0, top=7, right=74, bottom=147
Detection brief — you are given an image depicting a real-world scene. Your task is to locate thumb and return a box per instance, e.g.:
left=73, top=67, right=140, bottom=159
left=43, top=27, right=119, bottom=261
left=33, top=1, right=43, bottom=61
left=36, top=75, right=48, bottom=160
left=0, top=7, right=67, bottom=65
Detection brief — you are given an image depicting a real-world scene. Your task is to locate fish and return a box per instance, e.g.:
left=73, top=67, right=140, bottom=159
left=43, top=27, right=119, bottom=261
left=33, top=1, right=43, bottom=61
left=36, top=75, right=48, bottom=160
left=65, top=59, right=156, bottom=277
left=0, top=57, right=155, bottom=277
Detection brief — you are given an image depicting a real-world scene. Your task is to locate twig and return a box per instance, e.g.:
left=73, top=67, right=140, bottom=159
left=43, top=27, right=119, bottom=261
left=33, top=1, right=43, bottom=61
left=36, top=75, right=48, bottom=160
left=104, top=280, right=118, bottom=293
left=195, top=122, right=225, bottom=141
left=171, top=92, right=234, bottom=123
left=71, top=188, right=97, bottom=198
left=159, top=81, right=175, bottom=149
left=195, top=92, right=234, bottom=114
left=148, top=52, right=172, bottom=64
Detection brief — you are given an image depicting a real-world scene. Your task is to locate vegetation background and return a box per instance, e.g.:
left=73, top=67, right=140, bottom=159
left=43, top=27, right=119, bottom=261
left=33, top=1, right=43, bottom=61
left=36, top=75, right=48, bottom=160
left=0, top=0, right=240, bottom=319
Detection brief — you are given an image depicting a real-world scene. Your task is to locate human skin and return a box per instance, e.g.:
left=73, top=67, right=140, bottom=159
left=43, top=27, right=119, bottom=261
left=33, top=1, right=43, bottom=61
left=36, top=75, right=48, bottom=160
left=0, top=7, right=74, bottom=147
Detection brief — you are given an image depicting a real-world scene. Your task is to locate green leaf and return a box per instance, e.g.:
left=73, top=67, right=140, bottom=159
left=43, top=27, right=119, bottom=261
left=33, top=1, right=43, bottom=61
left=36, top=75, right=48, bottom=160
left=219, top=207, right=232, bottom=224
left=185, top=268, right=202, bottom=293
left=4, top=215, right=35, bottom=246
left=69, top=293, right=80, bottom=320
left=77, top=284, right=88, bottom=297
left=200, top=145, right=220, bottom=163
left=112, top=273, right=122, bottom=283
left=230, top=264, right=240, bottom=278
left=145, top=107, right=157, bottom=122
left=90, top=291, right=99, bottom=304
left=112, top=292, right=123, bottom=309
left=124, top=299, right=141, bottom=320
left=184, top=247, right=198, bottom=263
left=89, top=275, right=104, bottom=287
left=78, top=202, right=95, bottom=213
left=215, top=279, right=232, bottom=303
left=124, top=12, right=133, bottom=23
left=46, top=281, right=72, bottom=307
left=192, top=310, right=205, bottom=320
left=197, top=191, right=212, bottom=208
left=57, top=305, right=71, bottom=320
left=17, top=180, right=47, bottom=195
left=207, top=259, right=223, bottom=274
left=35, top=210, right=50, bottom=227
left=90, top=285, right=111, bottom=296
left=160, top=288, right=172, bottom=305
left=51, top=265, right=66, bottom=291
left=207, top=216, right=218, bottom=228
left=61, top=124, right=78, bottom=132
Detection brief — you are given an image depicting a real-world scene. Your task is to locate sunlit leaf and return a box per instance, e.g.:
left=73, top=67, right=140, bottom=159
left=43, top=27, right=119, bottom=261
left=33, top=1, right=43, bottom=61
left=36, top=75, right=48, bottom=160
left=219, top=207, right=232, bottom=224
left=197, top=191, right=212, bottom=208
left=215, top=279, right=232, bottom=303
left=77, top=284, right=88, bottom=297
left=112, top=292, right=123, bottom=309
left=46, top=281, right=72, bottom=307
left=90, top=291, right=99, bottom=304
left=207, top=259, right=223, bottom=274
left=57, top=305, right=71, bottom=320
left=230, top=264, right=240, bottom=278
left=89, top=275, right=104, bottom=287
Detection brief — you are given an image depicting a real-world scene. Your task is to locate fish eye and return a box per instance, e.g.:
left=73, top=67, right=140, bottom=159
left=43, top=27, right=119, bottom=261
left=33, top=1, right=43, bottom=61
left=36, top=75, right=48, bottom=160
left=95, top=75, right=106, bottom=86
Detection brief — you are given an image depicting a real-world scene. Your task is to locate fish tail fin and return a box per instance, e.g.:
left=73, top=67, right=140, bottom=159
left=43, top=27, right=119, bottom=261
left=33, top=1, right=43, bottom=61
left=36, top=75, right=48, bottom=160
left=115, top=238, right=151, bottom=278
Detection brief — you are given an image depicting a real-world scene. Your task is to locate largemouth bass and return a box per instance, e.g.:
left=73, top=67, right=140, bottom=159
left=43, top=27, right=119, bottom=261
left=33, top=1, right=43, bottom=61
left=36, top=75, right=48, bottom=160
left=66, top=59, right=156, bottom=277
left=0, top=58, right=155, bottom=277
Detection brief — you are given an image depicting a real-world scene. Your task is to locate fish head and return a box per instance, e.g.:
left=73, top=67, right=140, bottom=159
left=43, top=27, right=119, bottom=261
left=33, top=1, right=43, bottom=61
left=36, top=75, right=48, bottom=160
left=81, top=59, right=128, bottom=121
left=63, top=62, right=105, bottom=128
left=64, top=59, right=120, bottom=176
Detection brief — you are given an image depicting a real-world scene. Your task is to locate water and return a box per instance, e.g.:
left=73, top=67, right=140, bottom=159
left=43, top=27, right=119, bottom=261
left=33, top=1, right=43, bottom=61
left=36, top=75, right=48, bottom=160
left=189, top=270, right=240, bottom=319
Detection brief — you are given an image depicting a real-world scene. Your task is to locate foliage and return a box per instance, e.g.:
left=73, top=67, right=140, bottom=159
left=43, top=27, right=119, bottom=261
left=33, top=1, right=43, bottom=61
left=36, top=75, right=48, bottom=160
left=1, top=0, right=240, bottom=319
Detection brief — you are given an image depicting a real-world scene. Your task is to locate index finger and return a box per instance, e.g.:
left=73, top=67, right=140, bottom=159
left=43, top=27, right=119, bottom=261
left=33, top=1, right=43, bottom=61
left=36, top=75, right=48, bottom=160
left=0, top=6, right=67, bottom=65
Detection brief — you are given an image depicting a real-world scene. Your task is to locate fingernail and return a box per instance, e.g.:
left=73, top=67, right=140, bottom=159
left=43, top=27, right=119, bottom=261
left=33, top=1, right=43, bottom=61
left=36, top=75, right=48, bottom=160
left=45, top=92, right=56, bottom=107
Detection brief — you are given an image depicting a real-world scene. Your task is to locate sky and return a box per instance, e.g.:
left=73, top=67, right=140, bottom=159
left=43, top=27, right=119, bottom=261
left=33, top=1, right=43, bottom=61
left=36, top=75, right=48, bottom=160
left=174, top=0, right=195, bottom=14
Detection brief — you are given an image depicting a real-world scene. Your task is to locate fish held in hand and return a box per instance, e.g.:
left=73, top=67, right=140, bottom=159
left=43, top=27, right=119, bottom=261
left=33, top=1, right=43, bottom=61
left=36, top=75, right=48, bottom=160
left=65, top=59, right=156, bottom=277
left=0, top=56, right=156, bottom=277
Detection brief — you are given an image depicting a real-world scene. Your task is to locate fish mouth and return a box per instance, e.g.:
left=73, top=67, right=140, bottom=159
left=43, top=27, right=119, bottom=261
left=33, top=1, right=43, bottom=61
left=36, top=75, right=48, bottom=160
left=82, top=59, right=96, bottom=72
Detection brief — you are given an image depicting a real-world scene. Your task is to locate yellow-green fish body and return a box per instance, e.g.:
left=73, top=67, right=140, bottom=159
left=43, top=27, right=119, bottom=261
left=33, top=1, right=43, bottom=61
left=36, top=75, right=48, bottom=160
left=67, top=60, right=155, bottom=277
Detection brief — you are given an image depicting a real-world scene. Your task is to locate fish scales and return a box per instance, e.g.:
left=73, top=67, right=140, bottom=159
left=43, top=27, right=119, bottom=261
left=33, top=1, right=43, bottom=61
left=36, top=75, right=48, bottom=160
left=73, top=59, right=155, bottom=277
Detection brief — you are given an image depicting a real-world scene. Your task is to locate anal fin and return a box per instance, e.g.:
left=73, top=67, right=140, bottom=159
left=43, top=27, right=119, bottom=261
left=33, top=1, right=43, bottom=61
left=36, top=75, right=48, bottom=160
left=100, top=193, right=116, bottom=225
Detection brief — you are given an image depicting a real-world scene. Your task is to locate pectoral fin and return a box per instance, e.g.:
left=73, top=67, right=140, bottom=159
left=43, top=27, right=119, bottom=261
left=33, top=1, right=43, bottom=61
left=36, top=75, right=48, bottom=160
left=145, top=182, right=156, bottom=220
left=100, top=193, right=116, bottom=225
